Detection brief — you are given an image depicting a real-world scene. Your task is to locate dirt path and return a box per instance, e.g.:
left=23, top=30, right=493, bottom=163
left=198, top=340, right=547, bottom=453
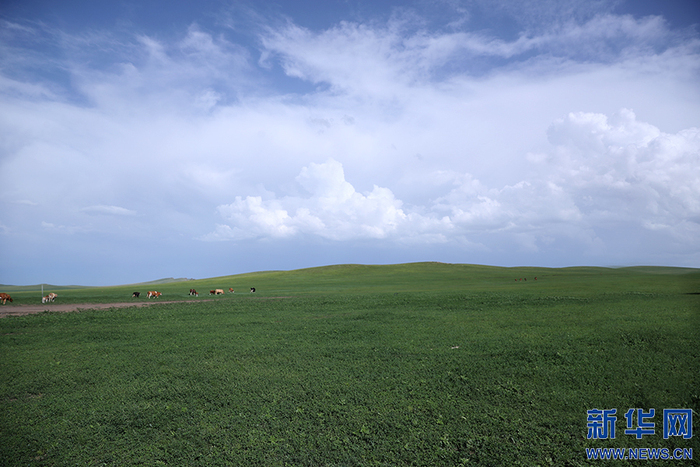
left=0, top=300, right=211, bottom=318
left=0, top=297, right=292, bottom=318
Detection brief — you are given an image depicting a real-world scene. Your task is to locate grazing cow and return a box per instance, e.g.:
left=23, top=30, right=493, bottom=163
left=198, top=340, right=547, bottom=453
left=0, top=293, right=12, bottom=304
left=147, top=291, right=161, bottom=298
left=534, top=277, right=537, bottom=280
left=215, top=289, right=224, bottom=295
left=42, top=295, right=50, bottom=303
left=132, top=292, right=140, bottom=298
left=209, top=290, right=216, bottom=295
left=229, top=288, right=234, bottom=293
left=189, top=289, right=198, bottom=296
left=48, top=293, right=57, bottom=302
left=250, top=287, right=256, bottom=293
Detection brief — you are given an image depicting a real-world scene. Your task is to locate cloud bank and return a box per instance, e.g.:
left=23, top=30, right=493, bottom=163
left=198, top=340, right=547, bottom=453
left=204, top=110, right=699, bottom=257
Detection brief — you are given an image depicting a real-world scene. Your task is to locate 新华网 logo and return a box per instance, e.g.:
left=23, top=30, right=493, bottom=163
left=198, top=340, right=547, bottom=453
left=587, top=408, right=693, bottom=440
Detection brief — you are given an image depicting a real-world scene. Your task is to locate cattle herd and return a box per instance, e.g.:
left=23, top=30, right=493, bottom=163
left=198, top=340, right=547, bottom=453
left=0, top=286, right=258, bottom=306
left=127, top=287, right=256, bottom=299
left=0, top=292, right=54, bottom=304
left=206, top=287, right=256, bottom=295
left=0, top=292, right=57, bottom=304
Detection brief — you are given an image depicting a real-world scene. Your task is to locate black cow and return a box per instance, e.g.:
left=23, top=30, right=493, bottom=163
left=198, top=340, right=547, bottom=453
left=250, top=287, right=256, bottom=293
left=132, top=292, right=140, bottom=298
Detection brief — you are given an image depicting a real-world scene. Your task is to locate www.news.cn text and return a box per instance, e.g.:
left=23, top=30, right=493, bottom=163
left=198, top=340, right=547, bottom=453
left=586, top=447, right=692, bottom=461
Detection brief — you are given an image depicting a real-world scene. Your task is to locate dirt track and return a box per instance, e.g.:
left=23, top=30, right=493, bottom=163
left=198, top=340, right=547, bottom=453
left=0, top=300, right=208, bottom=318
left=0, top=297, right=292, bottom=318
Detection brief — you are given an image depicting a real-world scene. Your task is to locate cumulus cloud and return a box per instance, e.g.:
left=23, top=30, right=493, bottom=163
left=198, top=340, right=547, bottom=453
left=206, top=110, right=700, bottom=259
left=545, top=109, right=700, bottom=230
left=441, top=109, right=700, bottom=249
left=205, top=159, right=450, bottom=242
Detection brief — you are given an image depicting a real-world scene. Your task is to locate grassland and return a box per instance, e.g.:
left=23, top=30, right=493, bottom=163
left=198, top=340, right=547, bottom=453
left=1, top=263, right=698, bottom=466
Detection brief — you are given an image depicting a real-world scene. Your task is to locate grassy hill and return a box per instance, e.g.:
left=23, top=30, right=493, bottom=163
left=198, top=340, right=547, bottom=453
left=2, top=262, right=699, bottom=305
left=199, top=262, right=699, bottom=295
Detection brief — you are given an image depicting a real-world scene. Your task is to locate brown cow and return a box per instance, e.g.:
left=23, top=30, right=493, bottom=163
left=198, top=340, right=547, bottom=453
left=0, top=293, right=12, bottom=304
left=147, top=291, right=161, bottom=298
left=41, top=293, right=57, bottom=303
left=215, top=289, right=224, bottom=295
left=209, top=290, right=216, bottom=295
left=229, top=288, right=234, bottom=293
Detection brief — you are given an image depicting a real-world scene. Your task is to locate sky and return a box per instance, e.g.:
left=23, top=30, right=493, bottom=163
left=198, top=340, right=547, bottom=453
left=1, top=0, right=699, bottom=286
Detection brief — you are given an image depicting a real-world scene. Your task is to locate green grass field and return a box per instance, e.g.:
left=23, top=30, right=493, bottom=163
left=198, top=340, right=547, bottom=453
left=1, top=263, right=698, bottom=466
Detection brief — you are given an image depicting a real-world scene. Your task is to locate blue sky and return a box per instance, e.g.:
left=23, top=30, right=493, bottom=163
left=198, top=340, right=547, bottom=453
left=1, top=0, right=699, bottom=285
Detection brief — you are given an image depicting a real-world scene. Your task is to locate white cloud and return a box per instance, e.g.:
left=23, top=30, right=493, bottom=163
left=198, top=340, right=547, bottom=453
left=259, top=12, right=686, bottom=97
left=80, top=205, right=136, bottom=216
left=205, top=110, right=700, bottom=260
left=208, top=159, right=442, bottom=241
left=40, top=221, right=90, bottom=234
left=11, top=199, right=38, bottom=206
left=545, top=110, right=700, bottom=225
